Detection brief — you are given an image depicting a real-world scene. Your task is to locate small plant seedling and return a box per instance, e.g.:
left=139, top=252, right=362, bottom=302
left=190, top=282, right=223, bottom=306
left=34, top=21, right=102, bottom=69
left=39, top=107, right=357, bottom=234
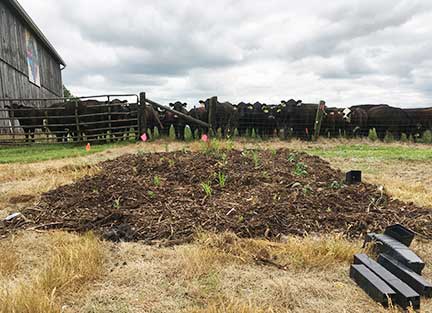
left=217, top=172, right=227, bottom=188
left=251, top=150, right=260, bottom=168
left=168, top=159, right=175, bottom=167
left=201, top=182, right=212, bottom=197
left=271, top=148, right=277, bottom=156
left=153, top=175, right=161, bottom=186
left=147, top=191, right=156, bottom=198
left=287, top=153, right=297, bottom=163
left=294, top=162, right=308, bottom=176
left=113, top=197, right=121, bottom=209
left=330, top=181, right=342, bottom=190
left=302, top=185, right=313, bottom=195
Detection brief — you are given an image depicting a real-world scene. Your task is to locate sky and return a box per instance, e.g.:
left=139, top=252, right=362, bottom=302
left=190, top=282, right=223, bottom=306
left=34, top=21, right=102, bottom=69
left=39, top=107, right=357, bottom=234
left=19, top=0, right=432, bottom=108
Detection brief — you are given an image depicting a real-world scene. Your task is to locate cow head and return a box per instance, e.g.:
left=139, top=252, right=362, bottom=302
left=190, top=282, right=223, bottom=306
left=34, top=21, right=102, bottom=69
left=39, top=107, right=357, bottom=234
left=342, top=108, right=352, bottom=122
left=169, top=101, right=187, bottom=118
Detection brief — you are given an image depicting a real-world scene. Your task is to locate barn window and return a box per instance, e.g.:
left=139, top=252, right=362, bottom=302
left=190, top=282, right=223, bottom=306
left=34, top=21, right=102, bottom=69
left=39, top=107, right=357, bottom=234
left=25, top=30, right=41, bottom=87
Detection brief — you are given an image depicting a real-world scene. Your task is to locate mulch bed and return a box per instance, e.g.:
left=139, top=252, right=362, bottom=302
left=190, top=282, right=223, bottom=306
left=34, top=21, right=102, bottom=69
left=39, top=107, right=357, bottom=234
left=3, top=149, right=432, bottom=243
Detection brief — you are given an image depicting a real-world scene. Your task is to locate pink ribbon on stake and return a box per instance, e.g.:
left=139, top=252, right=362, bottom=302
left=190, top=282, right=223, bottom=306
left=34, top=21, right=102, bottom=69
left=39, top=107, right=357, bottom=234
left=201, top=134, right=209, bottom=142
left=141, top=133, right=148, bottom=142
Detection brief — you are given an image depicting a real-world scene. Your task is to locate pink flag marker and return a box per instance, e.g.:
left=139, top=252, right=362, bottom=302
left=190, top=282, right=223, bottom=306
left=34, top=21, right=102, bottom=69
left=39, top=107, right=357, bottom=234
left=141, top=133, right=148, bottom=142
left=201, top=134, right=209, bottom=142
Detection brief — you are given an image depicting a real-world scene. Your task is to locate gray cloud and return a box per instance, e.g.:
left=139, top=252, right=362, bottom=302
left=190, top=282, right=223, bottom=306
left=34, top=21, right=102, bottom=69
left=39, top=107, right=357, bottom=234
left=18, top=0, right=432, bottom=107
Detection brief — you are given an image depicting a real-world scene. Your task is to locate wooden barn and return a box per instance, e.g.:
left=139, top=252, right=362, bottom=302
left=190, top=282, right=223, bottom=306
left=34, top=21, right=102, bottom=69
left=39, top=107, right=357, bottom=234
left=0, top=0, right=65, bottom=130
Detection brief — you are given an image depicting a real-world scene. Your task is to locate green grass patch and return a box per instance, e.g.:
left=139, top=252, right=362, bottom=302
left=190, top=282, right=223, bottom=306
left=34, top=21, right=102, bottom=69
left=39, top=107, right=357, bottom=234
left=308, top=144, right=432, bottom=161
left=0, top=142, right=132, bottom=164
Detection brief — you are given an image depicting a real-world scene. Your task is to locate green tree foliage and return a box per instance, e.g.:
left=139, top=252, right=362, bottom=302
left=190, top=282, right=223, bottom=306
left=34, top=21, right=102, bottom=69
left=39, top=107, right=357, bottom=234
left=63, top=85, right=74, bottom=98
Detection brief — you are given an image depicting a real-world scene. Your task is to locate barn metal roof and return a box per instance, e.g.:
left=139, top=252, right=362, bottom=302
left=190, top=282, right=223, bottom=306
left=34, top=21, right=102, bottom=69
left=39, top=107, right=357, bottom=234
left=6, top=0, right=66, bottom=67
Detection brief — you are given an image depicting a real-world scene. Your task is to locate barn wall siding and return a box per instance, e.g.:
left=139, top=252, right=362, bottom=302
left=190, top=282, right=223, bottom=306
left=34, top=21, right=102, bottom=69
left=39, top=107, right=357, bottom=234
left=0, top=1, right=63, bottom=130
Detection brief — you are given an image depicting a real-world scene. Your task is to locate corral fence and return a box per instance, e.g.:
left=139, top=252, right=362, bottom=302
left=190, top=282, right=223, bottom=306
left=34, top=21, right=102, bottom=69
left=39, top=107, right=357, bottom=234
left=0, top=92, right=211, bottom=145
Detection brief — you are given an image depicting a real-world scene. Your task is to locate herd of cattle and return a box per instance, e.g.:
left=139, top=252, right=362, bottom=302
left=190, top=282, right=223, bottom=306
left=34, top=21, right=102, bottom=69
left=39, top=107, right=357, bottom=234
left=2, top=98, right=432, bottom=142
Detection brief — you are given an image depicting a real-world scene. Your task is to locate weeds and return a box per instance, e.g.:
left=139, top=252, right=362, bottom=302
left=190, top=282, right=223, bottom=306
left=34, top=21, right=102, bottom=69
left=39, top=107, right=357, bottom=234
left=294, top=162, right=308, bottom=176
left=153, top=175, right=161, bottom=186
left=330, top=181, right=342, bottom=190
left=217, top=172, right=227, bottom=188
left=251, top=150, right=260, bottom=168
left=113, top=197, right=121, bottom=209
left=287, top=153, right=296, bottom=163
left=201, top=182, right=212, bottom=197
left=302, top=185, right=313, bottom=195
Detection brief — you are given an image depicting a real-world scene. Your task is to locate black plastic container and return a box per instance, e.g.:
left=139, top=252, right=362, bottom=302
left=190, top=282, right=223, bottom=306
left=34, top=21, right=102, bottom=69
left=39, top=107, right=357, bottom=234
left=345, top=170, right=362, bottom=184
left=384, top=224, right=415, bottom=247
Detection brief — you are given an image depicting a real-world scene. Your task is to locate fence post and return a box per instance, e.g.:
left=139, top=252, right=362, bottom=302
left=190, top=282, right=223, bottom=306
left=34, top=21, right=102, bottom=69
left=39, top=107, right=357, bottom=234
left=74, top=99, right=81, bottom=143
left=208, top=96, right=217, bottom=136
left=313, top=100, right=326, bottom=141
left=107, top=96, right=112, bottom=142
left=139, top=92, right=147, bottom=140
left=8, top=100, right=16, bottom=142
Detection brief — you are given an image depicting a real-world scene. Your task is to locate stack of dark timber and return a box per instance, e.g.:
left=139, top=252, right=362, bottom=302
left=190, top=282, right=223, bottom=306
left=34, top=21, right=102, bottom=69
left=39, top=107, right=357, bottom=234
left=350, top=224, right=431, bottom=309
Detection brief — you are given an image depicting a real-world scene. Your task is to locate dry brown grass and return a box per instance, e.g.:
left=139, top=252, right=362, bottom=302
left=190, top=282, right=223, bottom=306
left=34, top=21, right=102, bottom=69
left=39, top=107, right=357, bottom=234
left=185, top=299, right=273, bottom=313
left=0, top=231, right=106, bottom=313
left=194, top=232, right=361, bottom=270
left=1, top=139, right=432, bottom=312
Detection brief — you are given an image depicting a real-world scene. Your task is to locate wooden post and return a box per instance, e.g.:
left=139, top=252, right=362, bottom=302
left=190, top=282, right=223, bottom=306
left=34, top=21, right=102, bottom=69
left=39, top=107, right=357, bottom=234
left=139, top=92, right=147, bottom=139
left=74, top=99, right=81, bottom=143
left=107, top=96, right=112, bottom=142
left=313, top=100, right=326, bottom=141
left=9, top=101, right=15, bottom=142
left=208, top=96, right=217, bottom=136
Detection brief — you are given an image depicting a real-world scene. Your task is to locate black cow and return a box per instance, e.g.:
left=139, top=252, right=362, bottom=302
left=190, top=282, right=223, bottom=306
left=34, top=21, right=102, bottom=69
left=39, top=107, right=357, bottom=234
left=342, top=107, right=368, bottom=137
left=405, top=108, right=432, bottom=137
left=169, top=101, right=188, bottom=140
left=367, top=106, right=412, bottom=139
left=199, top=99, right=236, bottom=138
left=350, top=104, right=390, bottom=112
left=322, top=108, right=345, bottom=137
left=280, top=99, right=315, bottom=139
left=5, top=103, right=44, bottom=142
left=189, top=105, right=208, bottom=139
left=45, top=101, right=77, bottom=142
left=236, top=102, right=254, bottom=136
left=256, top=103, right=278, bottom=137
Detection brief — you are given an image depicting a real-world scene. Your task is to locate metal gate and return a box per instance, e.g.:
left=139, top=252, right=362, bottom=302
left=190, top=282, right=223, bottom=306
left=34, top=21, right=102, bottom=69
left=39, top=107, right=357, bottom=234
left=0, top=92, right=211, bottom=145
left=0, top=94, right=143, bottom=145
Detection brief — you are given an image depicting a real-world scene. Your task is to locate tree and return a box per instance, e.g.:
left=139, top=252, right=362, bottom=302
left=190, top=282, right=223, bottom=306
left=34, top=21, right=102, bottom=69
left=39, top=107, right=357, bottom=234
left=63, top=85, right=74, bottom=98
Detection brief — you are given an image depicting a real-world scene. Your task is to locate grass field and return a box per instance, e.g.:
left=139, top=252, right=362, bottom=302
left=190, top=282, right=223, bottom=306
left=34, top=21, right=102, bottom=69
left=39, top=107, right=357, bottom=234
left=0, top=139, right=431, bottom=312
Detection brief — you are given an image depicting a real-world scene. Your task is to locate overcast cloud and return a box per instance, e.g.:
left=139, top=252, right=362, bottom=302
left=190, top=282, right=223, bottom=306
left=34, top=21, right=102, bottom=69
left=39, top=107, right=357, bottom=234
left=19, top=0, right=432, bottom=107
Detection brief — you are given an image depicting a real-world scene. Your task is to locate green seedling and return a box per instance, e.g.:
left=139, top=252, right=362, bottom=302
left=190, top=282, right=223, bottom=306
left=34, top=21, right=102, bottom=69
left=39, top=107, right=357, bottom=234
left=294, top=162, right=308, bottom=176
left=217, top=172, right=227, bottom=188
left=251, top=150, right=260, bottom=168
left=113, top=197, right=121, bottom=209
left=288, top=153, right=296, bottom=163
left=153, top=175, right=161, bottom=186
left=302, top=185, right=313, bottom=195
left=201, top=182, right=212, bottom=197
left=330, top=181, right=342, bottom=190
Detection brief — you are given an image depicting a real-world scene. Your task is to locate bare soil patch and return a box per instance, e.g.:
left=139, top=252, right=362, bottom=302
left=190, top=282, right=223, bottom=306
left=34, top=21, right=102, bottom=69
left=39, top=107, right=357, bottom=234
left=3, top=149, right=431, bottom=242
